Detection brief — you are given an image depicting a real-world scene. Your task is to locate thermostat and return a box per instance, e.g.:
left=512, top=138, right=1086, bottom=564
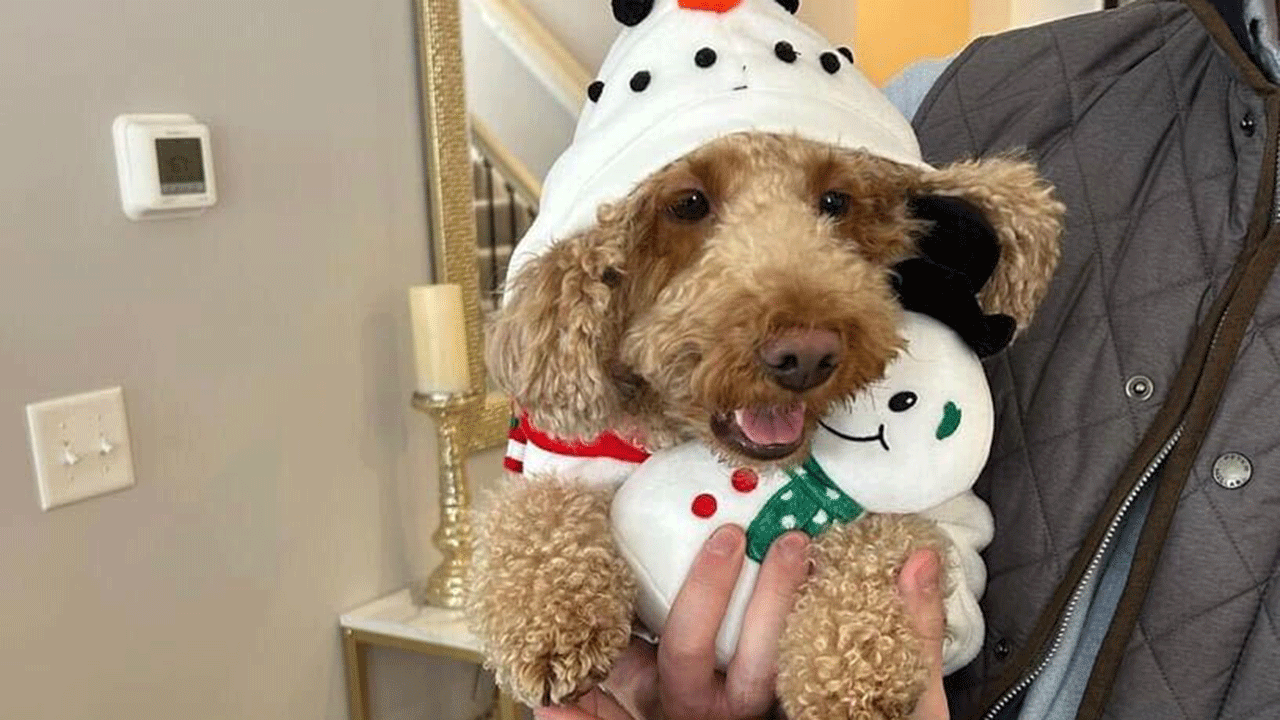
left=112, top=114, right=217, bottom=220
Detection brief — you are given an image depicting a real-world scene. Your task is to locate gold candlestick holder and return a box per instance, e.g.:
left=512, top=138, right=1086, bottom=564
left=410, top=389, right=511, bottom=608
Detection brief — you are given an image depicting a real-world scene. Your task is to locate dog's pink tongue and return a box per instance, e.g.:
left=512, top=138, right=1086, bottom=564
left=735, top=406, right=805, bottom=446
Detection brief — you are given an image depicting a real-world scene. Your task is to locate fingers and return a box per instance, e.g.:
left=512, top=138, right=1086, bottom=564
left=899, top=549, right=945, bottom=665
left=534, top=688, right=633, bottom=720
left=534, top=707, right=602, bottom=720
left=725, top=531, right=809, bottom=715
left=659, top=524, right=747, bottom=717
left=898, top=549, right=951, bottom=720
left=599, top=638, right=660, bottom=720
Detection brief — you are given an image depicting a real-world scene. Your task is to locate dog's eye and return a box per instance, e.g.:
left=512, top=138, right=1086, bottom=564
left=668, top=190, right=711, bottom=222
left=819, top=190, right=852, bottom=218
left=889, top=391, right=918, bottom=412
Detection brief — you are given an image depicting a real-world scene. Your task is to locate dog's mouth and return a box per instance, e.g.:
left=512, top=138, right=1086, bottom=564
left=710, top=404, right=807, bottom=461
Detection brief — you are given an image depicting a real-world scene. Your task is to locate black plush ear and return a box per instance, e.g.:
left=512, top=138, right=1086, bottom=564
left=895, top=194, right=1017, bottom=357
left=893, top=258, right=1016, bottom=358
left=908, top=195, right=1000, bottom=293
left=915, top=157, right=1064, bottom=331
left=613, top=0, right=655, bottom=25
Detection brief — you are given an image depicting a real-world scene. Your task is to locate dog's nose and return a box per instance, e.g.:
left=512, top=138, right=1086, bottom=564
left=758, top=329, right=841, bottom=392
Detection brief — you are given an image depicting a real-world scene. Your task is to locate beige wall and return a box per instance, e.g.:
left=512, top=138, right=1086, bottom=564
left=1007, top=0, right=1099, bottom=28
left=0, top=0, right=488, bottom=718
left=974, top=0, right=1100, bottom=36
left=520, top=0, right=617, bottom=70
left=970, top=0, right=1014, bottom=36
left=798, top=2, right=860, bottom=48
left=855, top=0, right=971, bottom=85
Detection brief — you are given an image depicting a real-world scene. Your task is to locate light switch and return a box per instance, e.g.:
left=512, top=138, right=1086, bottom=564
left=26, top=387, right=136, bottom=511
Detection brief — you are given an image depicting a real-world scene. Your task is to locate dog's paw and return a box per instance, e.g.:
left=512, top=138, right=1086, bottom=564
left=466, top=478, right=637, bottom=706
left=496, top=589, right=637, bottom=707
left=777, top=515, right=944, bottom=720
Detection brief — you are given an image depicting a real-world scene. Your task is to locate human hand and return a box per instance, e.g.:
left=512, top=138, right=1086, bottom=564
left=534, top=524, right=810, bottom=720
left=533, top=534, right=951, bottom=720
left=899, top=549, right=950, bottom=720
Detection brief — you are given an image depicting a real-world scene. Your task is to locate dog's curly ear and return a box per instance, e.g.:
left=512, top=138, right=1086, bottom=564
left=914, top=156, right=1064, bottom=331
left=487, top=215, right=630, bottom=441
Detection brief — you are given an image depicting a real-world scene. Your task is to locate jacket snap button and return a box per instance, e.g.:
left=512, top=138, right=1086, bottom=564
left=1213, top=452, right=1252, bottom=489
left=1125, top=375, right=1154, bottom=401
left=1241, top=112, right=1257, bottom=136
left=994, top=639, right=1012, bottom=661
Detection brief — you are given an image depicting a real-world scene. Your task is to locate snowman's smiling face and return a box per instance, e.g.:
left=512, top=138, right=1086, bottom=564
left=809, top=311, right=994, bottom=512
left=818, top=389, right=963, bottom=452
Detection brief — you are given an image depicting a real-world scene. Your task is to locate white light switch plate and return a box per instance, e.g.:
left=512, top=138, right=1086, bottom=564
left=26, top=387, right=136, bottom=511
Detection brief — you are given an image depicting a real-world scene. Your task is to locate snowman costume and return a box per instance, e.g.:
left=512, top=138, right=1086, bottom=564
left=501, top=0, right=995, bottom=677
left=506, top=0, right=927, bottom=289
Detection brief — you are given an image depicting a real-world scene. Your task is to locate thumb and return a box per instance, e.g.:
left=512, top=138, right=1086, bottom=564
left=899, top=549, right=945, bottom=649
left=898, top=549, right=951, bottom=720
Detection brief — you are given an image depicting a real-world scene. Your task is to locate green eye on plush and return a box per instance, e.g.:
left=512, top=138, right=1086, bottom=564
left=819, top=190, right=852, bottom=218
left=669, top=189, right=711, bottom=221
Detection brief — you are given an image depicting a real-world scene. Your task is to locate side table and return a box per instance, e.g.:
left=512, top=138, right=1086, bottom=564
left=340, top=589, right=520, bottom=720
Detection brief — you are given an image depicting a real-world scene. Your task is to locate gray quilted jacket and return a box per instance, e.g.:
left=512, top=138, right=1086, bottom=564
left=913, top=1, right=1280, bottom=718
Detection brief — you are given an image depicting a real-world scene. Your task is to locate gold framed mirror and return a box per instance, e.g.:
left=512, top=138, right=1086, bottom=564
left=412, top=0, right=508, bottom=424
left=409, top=0, right=520, bottom=607
left=411, top=0, right=576, bottom=607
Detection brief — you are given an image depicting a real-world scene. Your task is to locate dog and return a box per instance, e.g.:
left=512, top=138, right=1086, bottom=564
left=470, top=130, right=1061, bottom=718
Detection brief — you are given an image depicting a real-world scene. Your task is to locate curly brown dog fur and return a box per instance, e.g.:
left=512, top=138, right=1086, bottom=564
left=473, top=132, right=1062, bottom=714
left=778, top=514, right=949, bottom=720
left=468, top=478, right=636, bottom=706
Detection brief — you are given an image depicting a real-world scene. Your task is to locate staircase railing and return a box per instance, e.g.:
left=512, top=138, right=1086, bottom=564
left=464, top=0, right=592, bottom=308
left=465, top=0, right=590, bottom=114
left=471, top=117, right=540, bottom=310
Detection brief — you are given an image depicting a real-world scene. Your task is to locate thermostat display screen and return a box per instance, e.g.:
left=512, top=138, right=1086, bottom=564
left=155, top=138, right=206, bottom=195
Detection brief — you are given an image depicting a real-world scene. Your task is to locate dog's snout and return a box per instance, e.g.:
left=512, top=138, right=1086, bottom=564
left=758, top=329, right=841, bottom=392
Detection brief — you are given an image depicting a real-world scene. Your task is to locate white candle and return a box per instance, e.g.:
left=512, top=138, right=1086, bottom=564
left=409, top=284, right=472, bottom=395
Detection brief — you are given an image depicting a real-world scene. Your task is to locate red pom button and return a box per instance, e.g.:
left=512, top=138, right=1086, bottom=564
left=731, top=468, right=759, bottom=493
left=692, top=493, right=718, bottom=518
left=679, top=0, right=742, bottom=12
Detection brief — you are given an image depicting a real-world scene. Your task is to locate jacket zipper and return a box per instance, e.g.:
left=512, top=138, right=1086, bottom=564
left=981, top=101, right=1280, bottom=720
left=979, top=424, right=1184, bottom=720
left=1272, top=132, right=1280, bottom=224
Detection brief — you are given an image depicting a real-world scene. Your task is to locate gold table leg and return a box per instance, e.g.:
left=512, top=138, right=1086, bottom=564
left=340, top=625, right=525, bottom=720
left=343, top=629, right=370, bottom=720
left=495, top=690, right=520, bottom=720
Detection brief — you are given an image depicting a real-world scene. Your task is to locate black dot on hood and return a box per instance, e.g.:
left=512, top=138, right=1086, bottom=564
left=821, top=52, right=841, bottom=74
left=776, top=0, right=800, bottom=13
left=612, top=0, right=654, bottom=26
left=630, top=71, right=652, bottom=92
left=775, top=41, right=798, bottom=63
left=838, top=46, right=854, bottom=63
left=695, top=47, right=718, bottom=68
left=588, top=81, right=605, bottom=103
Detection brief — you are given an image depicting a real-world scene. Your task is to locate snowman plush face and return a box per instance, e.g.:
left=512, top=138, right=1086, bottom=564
left=810, top=312, right=994, bottom=512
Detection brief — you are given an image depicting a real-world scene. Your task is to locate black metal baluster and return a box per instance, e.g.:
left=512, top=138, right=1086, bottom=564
left=484, top=157, right=498, bottom=302
left=504, top=181, right=519, bottom=301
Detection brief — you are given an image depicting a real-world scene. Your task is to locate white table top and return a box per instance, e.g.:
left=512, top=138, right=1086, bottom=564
left=340, top=589, right=483, bottom=656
